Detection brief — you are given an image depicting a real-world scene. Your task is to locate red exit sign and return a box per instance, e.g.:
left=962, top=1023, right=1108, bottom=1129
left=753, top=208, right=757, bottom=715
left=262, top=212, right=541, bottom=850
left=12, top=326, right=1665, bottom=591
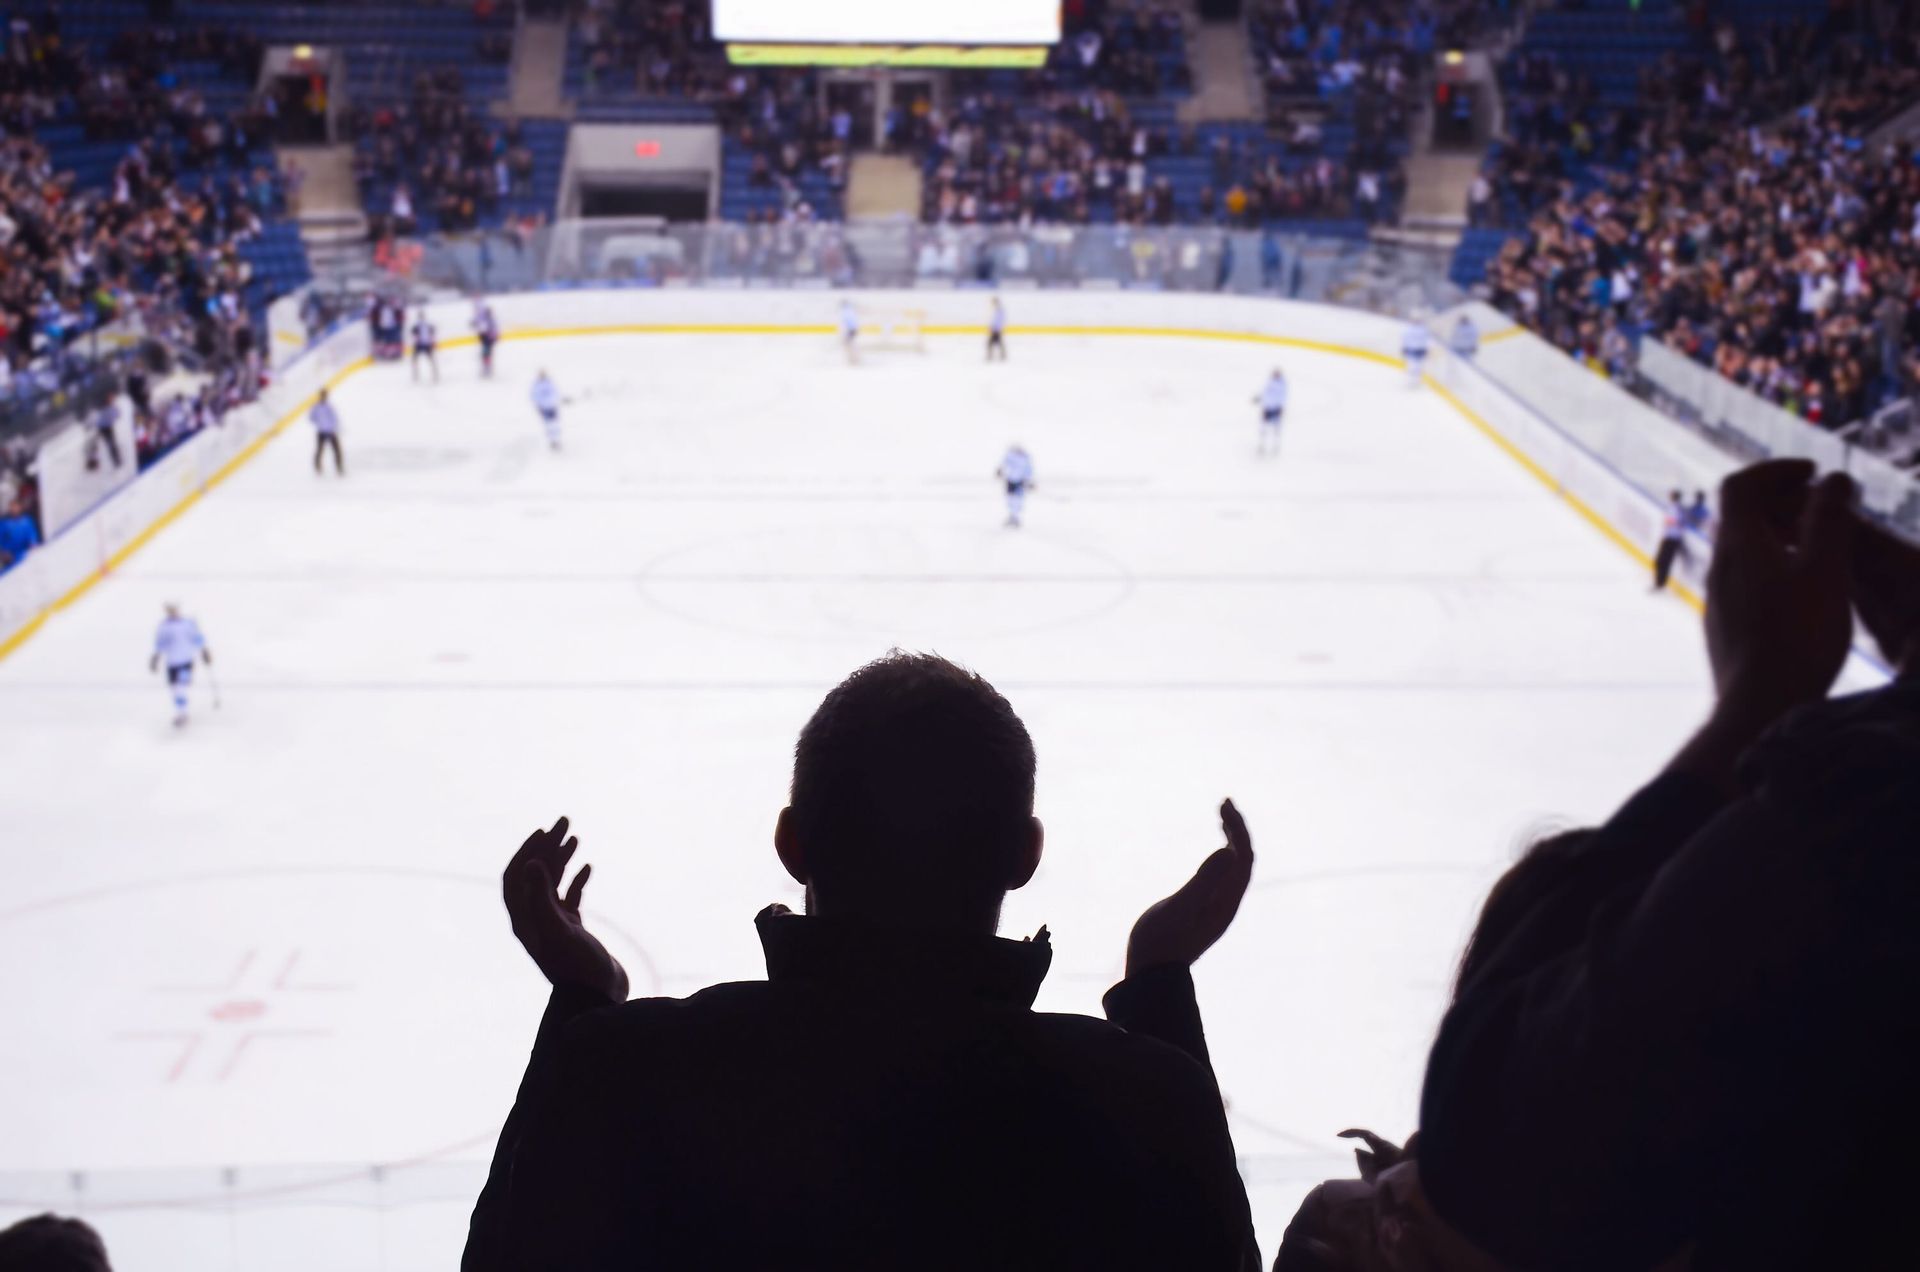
left=634, top=140, right=662, bottom=158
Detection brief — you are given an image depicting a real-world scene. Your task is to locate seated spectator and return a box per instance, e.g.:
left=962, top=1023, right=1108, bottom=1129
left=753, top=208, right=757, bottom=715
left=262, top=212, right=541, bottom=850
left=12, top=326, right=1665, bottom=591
left=0, top=1213, right=111, bottom=1271
left=1420, top=461, right=1920, bottom=1270
left=464, top=652, right=1258, bottom=1270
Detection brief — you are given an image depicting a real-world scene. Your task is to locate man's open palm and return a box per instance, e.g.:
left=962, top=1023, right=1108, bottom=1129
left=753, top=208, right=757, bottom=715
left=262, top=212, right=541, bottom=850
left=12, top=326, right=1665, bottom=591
left=1126, top=800, right=1255, bottom=976
left=503, top=815, right=629, bottom=1003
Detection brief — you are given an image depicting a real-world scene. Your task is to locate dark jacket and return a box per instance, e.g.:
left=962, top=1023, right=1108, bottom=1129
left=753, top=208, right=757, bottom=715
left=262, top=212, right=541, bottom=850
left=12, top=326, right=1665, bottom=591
left=1420, top=682, right=1920, bottom=1272
left=466, top=907, right=1254, bottom=1271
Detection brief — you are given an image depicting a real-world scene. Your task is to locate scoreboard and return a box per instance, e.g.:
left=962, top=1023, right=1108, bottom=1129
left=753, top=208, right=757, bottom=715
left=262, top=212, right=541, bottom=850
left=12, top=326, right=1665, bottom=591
left=712, top=0, right=1060, bottom=67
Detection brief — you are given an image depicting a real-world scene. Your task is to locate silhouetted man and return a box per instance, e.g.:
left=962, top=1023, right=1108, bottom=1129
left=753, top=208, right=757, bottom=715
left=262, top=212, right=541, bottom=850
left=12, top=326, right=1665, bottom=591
left=465, top=653, right=1257, bottom=1271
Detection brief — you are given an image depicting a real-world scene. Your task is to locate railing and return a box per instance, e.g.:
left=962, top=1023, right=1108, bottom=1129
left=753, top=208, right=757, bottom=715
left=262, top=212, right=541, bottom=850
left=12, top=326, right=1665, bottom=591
left=1638, top=339, right=1920, bottom=536
left=272, top=214, right=1920, bottom=541
left=299, top=218, right=1467, bottom=319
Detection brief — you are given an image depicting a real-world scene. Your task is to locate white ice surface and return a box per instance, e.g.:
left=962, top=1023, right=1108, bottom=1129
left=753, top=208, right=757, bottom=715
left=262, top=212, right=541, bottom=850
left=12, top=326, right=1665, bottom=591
left=1, top=328, right=1734, bottom=1268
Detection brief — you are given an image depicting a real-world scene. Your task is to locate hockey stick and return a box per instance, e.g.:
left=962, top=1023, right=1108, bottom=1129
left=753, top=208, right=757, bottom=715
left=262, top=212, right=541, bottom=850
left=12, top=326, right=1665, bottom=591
left=208, top=663, right=222, bottom=710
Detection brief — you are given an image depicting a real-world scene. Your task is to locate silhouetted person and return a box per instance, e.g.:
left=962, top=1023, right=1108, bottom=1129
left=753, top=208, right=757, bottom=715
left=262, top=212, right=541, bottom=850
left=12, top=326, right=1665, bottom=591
left=1422, top=461, right=1920, bottom=1271
left=0, top=1214, right=111, bottom=1272
left=465, top=653, right=1257, bottom=1271
left=1275, top=830, right=1598, bottom=1272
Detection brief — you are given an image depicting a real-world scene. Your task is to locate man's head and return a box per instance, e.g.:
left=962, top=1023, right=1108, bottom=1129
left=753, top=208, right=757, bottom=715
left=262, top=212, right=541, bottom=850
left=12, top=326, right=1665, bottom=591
left=163, top=602, right=180, bottom=620
left=0, top=1213, right=111, bottom=1272
left=777, top=652, right=1042, bottom=934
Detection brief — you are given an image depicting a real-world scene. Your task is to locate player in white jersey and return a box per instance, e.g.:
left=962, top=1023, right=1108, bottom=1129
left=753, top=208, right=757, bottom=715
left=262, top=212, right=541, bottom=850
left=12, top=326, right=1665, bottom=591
left=411, top=313, right=439, bottom=383
left=531, top=370, right=563, bottom=450
left=149, top=603, right=212, bottom=727
left=1253, top=367, right=1288, bottom=455
left=1449, top=313, right=1479, bottom=361
left=986, top=296, right=1008, bottom=362
left=996, top=444, right=1034, bottom=528
left=472, top=301, right=500, bottom=377
left=839, top=299, right=859, bottom=365
left=310, top=387, right=343, bottom=475
left=1402, top=319, right=1431, bottom=388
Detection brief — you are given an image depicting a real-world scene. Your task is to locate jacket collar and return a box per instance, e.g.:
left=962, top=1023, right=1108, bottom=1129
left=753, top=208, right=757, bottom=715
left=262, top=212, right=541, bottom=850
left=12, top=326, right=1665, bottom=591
left=755, top=904, right=1052, bottom=1009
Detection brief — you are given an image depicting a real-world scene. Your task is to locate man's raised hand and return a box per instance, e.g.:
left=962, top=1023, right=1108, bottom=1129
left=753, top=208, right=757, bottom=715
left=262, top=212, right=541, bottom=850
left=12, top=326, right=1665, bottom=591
left=1125, top=799, right=1256, bottom=977
left=503, top=815, right=629, bottom=1004
left=1704, top=459, right=1855, bottom=715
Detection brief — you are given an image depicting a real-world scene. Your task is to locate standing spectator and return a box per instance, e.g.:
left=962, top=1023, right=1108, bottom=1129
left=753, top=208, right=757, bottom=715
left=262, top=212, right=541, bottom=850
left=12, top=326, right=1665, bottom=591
left=464, top=653, right=1258, bottom=1271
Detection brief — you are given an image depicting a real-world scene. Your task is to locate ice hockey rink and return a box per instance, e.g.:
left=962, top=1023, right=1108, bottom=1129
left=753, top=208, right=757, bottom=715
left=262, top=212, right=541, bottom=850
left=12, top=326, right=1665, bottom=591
left=0, top=320, right=1810, bottom=1267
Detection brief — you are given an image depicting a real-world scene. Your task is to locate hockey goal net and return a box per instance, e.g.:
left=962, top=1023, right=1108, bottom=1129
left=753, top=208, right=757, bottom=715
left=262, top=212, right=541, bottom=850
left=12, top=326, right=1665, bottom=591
left=856, top=306, right=927, bottom=352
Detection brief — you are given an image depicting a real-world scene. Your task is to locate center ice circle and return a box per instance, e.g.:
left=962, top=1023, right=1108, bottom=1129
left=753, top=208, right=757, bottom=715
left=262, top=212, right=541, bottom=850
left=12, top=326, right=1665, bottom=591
left=635, top=522, right=1136, bottom=642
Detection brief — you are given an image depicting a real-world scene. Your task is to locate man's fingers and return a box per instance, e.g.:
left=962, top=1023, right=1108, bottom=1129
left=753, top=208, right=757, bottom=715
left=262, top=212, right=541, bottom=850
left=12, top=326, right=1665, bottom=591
left=1220, top=798, right=1253, bottom=865
left=552, top=834, right=579, bottom=879
left=1797, top=471, right=1856, bottom=574
left=1717, top=458, right=1814, bottom=544
left=563, top=861, right=592, bottom=913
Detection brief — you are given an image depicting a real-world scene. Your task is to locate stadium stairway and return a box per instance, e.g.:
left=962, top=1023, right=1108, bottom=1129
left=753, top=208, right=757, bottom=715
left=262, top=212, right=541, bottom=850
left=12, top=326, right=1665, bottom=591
left=508, top=18, right=572, bottom=119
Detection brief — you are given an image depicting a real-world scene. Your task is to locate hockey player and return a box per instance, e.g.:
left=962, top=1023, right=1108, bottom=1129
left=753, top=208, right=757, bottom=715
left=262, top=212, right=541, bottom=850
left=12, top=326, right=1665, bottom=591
left=310, top=387, right=343, bottom=475
left=839, top=298, right=860, bottom=365
left=531, top=370, right=563, bottom=450
left=87, top=397, right=123, bottom=470
left=1402, top=318, right=1431, bottom=388
left=473, top=300, right=500, bottom=378
left=1253, top=367, right=1288, bottom=455
left=1449, top=313, right=1479, bottom=361
left=1652, top=489, right=1690, bottom=592
left=149, top=603, right=212, bottom=728
left=996, top=444, right=1034, bottom=528
left=986, top=296, right=1008, bottom=362
left=411, top=312, right=439, bottom=383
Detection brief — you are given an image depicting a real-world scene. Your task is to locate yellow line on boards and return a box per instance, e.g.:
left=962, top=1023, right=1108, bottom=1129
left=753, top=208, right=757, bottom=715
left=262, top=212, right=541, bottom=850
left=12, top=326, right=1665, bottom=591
left=1478, top=327, right=1527, bottom=346
left=0, top=320, right=1681, bottom=664
left=0, top=356, right=372, bottom=663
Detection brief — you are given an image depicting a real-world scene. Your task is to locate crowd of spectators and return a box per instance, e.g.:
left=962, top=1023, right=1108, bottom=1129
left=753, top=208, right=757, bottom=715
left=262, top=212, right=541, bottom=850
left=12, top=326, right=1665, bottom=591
left=0, top=10, right=292, bottom=578
left=1034, top=0, right=1193, bottom=98
left=0, top=13, right=285, bottom=380
left=1245, top=0, right=1502, bottom=221
left=917, top=90, right=1395, bottom=227
left=350, top=73, right=536, bottom=238
left=0, top=432, right=37, bottom=572
left=1479, top=15, right=1920, bottom=433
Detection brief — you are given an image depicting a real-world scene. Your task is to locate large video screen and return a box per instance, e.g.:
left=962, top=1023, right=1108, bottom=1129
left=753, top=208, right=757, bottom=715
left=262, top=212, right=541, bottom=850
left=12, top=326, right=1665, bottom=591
left=711, top=0, right=1061, bottom=46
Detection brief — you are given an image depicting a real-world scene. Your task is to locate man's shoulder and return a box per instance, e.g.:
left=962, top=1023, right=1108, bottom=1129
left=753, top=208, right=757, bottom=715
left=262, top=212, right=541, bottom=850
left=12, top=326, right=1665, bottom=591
left=1025, top=1007, right=1223, bottom=1098
left=560, top=979, right=771, bottom=1037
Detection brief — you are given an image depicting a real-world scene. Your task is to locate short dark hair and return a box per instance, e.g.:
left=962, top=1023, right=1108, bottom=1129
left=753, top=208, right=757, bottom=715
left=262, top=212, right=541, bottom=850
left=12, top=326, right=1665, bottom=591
left=0, top=1214, right=111, bottom=1272
left=790, top=652, right=1036, bottom=917
left=1453, top=828, right=1593, bottom=999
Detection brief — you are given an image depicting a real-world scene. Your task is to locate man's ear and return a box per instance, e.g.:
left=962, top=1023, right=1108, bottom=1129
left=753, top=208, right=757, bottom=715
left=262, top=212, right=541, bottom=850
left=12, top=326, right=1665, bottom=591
left=774, top=807, right=809, bottom=887
left=1004, top=816, right=1044, bottom=891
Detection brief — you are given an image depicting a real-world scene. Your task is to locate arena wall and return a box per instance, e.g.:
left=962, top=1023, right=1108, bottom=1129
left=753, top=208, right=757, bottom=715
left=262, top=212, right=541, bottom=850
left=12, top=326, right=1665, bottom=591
left=0, top=289, right=1891, bottom=682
